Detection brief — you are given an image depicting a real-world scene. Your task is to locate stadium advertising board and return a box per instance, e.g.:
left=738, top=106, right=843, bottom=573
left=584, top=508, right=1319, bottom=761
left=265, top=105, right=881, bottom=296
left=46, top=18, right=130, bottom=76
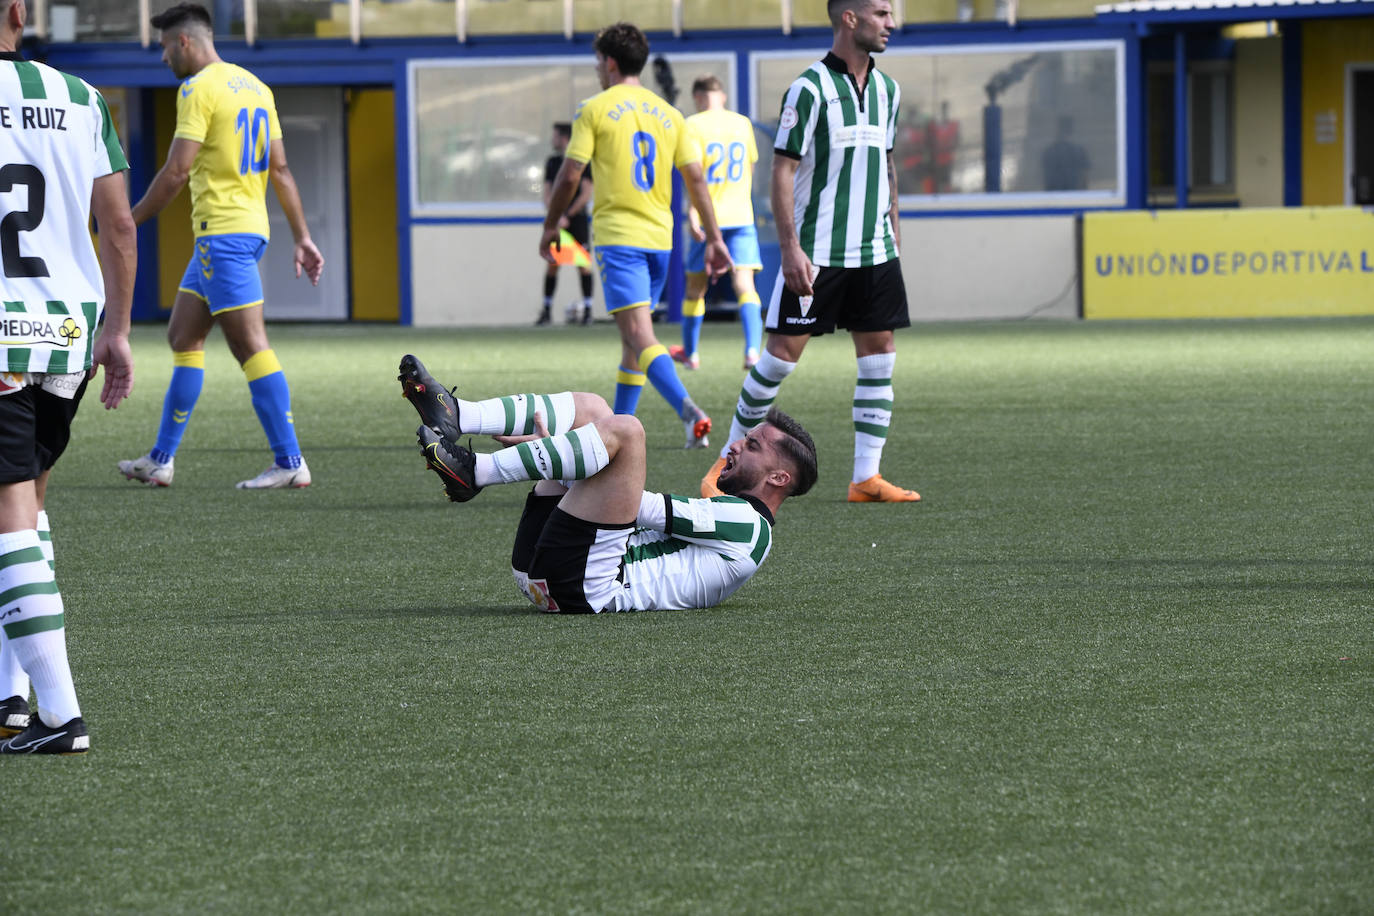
left=1083, top=208, right=1374, bottom=319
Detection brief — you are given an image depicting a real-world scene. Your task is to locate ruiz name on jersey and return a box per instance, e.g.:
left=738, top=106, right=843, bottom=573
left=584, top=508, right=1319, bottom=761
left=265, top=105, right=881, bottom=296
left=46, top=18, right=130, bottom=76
left=0, top=104, right=67, bottom=130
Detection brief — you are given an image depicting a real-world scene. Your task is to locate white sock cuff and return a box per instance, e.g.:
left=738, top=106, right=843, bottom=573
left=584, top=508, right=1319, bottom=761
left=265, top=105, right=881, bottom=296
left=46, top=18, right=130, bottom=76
left=754, top=350, right=798, bottom=382
left=0, top=529, right=41, bottom=556
left=856, top=352, right=896, bottom=376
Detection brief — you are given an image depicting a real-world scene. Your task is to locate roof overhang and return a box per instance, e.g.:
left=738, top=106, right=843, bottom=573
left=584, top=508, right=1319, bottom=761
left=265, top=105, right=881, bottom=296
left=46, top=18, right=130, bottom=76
left=1094, top=0, right=1374, bottom=26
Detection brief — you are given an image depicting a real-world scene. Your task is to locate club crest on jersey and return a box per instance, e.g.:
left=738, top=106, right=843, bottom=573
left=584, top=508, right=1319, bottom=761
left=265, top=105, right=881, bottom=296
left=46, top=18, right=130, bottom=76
left=779, top=106, right=799, bottom=130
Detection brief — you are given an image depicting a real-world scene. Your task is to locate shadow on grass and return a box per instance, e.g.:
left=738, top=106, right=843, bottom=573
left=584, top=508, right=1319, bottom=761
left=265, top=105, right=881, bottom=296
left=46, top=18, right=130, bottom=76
left=312, top=603, right=535, bottom=619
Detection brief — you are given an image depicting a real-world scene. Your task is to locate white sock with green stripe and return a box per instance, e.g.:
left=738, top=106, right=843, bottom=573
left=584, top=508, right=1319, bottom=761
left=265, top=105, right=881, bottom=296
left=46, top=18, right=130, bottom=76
left=853, top=352, right=896, bottom=483
left=0, top=511, right=53, bottom=703
left=474, top=423, right=610, bottom=487
left=455, top=392, right=576, bottom=438
left=720, top=351, right=797, bottom=458
left=37, top=510, right=54, bottom=568
left=0, top=529, right=79, bottom=726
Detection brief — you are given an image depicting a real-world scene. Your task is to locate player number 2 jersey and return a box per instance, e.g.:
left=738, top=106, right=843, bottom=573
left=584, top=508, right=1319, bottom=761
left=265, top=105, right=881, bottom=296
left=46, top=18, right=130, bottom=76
left=175, top=61, right=282, bottom=239
left=565, top=83, right=701, bottom=251
left=606, top=492, right=775, bottom=612
left=0, top=57, right=128, bottom=374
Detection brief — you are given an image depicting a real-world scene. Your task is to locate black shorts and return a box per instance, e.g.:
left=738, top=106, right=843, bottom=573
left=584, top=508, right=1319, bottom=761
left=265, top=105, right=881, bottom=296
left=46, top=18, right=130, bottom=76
left=0, top=375, right=89, bottom=484
left=510, top=493, right=630, bottom=614
left=565, top=211, right=590, bottom=249
left=765, top=259, right=910, bottom=337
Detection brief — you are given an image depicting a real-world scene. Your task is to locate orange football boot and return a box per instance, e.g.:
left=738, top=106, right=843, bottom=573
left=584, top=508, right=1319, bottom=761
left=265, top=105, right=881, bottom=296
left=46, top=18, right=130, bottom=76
left=700, top=455, right=727, bottom=497
left=847, top=474, right=920, bottom=503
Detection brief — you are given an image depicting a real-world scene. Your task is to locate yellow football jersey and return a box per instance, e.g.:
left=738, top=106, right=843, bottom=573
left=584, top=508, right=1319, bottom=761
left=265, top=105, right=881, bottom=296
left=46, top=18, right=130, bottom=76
left=565, top=83, right=700, bottom=251
left=686, top=108, right=758, bottom=229
left=174, top=61, right=283, bottom=239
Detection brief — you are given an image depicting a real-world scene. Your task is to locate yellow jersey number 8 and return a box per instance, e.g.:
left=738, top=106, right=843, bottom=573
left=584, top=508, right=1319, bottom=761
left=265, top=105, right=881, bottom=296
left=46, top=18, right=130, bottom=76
left=631, top=131, right=656, bottom=191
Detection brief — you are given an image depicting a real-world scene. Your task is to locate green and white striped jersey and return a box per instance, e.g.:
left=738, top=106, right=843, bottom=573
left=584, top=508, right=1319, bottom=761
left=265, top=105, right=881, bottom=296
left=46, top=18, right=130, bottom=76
left=774, top=53, right=900, bottom=268
left=0, top=54, right=128, bottom=374
left=608, top=491, right=775, bottom=612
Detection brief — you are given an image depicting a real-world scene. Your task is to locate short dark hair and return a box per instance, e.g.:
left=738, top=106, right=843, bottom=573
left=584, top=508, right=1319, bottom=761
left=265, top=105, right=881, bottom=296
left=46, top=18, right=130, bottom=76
left=151, top=2, right=212, bottom=33
left=691, top=74, right=724, bottom=96
left=593, top=22, right=649, bottom=78
left=764, top=407, right=818, bottom=498
left=553, top=122, right=572, bottom=138
left=827, top=0, right=869, bottom=26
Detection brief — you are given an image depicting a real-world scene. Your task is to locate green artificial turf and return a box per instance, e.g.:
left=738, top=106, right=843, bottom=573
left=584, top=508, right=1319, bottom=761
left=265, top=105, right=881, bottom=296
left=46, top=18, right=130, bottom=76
left=5, top=318, right=1370, bottom=914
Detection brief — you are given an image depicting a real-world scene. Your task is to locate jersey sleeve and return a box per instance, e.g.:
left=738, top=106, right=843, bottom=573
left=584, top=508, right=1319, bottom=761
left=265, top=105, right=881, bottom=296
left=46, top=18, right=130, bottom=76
left=91, top=87, right=129, bottom=176
left=636, top=491, right=670, bottom=532
left=774, top=78, right=818, bottom=161
left=266, top=89, right=283, bottom=152
left=673, top=110, right=701, bottom=169
left=886, top=78, right=901, bottom=151
left=173, top=78, right=212, bottom=143
left=745, top=116, right=759, bottom=165
left=565, top=99, right=594, bottom=165
left=661, top=494, right=769, bottom=561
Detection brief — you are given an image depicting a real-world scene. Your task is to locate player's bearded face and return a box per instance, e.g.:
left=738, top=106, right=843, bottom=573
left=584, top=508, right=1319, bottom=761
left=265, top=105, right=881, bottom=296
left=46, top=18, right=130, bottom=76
left=717, top=440, right=763, bottom=496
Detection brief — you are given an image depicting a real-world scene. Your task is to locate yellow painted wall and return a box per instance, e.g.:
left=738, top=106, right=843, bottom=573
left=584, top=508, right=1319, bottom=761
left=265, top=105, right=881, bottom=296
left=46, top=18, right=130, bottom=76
left=347, top=89, right=400, bottom=321
left=153, top=88, right=194, bottom=315
left=1234, top=37, right=1284, bottom=208
left=1083, top=207, right=1374, bottom=319
left=1303, top=19, right=1374, bottom=205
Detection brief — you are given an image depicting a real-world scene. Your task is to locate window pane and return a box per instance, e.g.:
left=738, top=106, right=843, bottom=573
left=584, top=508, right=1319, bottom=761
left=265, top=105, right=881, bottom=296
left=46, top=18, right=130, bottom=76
left=755, top=43, right=1122, bottom=207
left=256, top=0, right=338, bottom=39
left=411, top=54, right=734, bottom=211
left=468, top=0, right=565, bottom=36
left=69, top=0, right=143, bottom=40
left=1191, top=70, right=1232, bottom=189
left=1147, top=69, right=1175, bottom=192
left=685, top=0, right=783, bottom=29
left=793, top=0, right=830, bottom=27
left=1147, top=64, right=1235, bottom=197
left=573, top=0, right=672, bottom=34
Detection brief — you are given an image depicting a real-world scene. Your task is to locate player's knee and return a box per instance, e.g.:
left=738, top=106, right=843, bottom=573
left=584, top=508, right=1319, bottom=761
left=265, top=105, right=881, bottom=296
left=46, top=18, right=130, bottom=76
left=572, top=392, right=612, bottom=423
left=167, top=326, right=199, bottom=351
left=600, top=413, right=645, bottom=453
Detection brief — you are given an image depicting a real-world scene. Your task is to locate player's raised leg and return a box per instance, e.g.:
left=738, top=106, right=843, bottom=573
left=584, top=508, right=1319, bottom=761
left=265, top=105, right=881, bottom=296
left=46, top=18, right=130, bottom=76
left=415, top=391, right=637, bottom=505
left=400, top=353, right=580, bottom=440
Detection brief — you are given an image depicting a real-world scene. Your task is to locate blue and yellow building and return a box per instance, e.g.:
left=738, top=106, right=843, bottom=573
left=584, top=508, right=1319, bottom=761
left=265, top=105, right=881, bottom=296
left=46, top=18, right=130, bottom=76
left=33, top=0, right=1374, bottom=322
